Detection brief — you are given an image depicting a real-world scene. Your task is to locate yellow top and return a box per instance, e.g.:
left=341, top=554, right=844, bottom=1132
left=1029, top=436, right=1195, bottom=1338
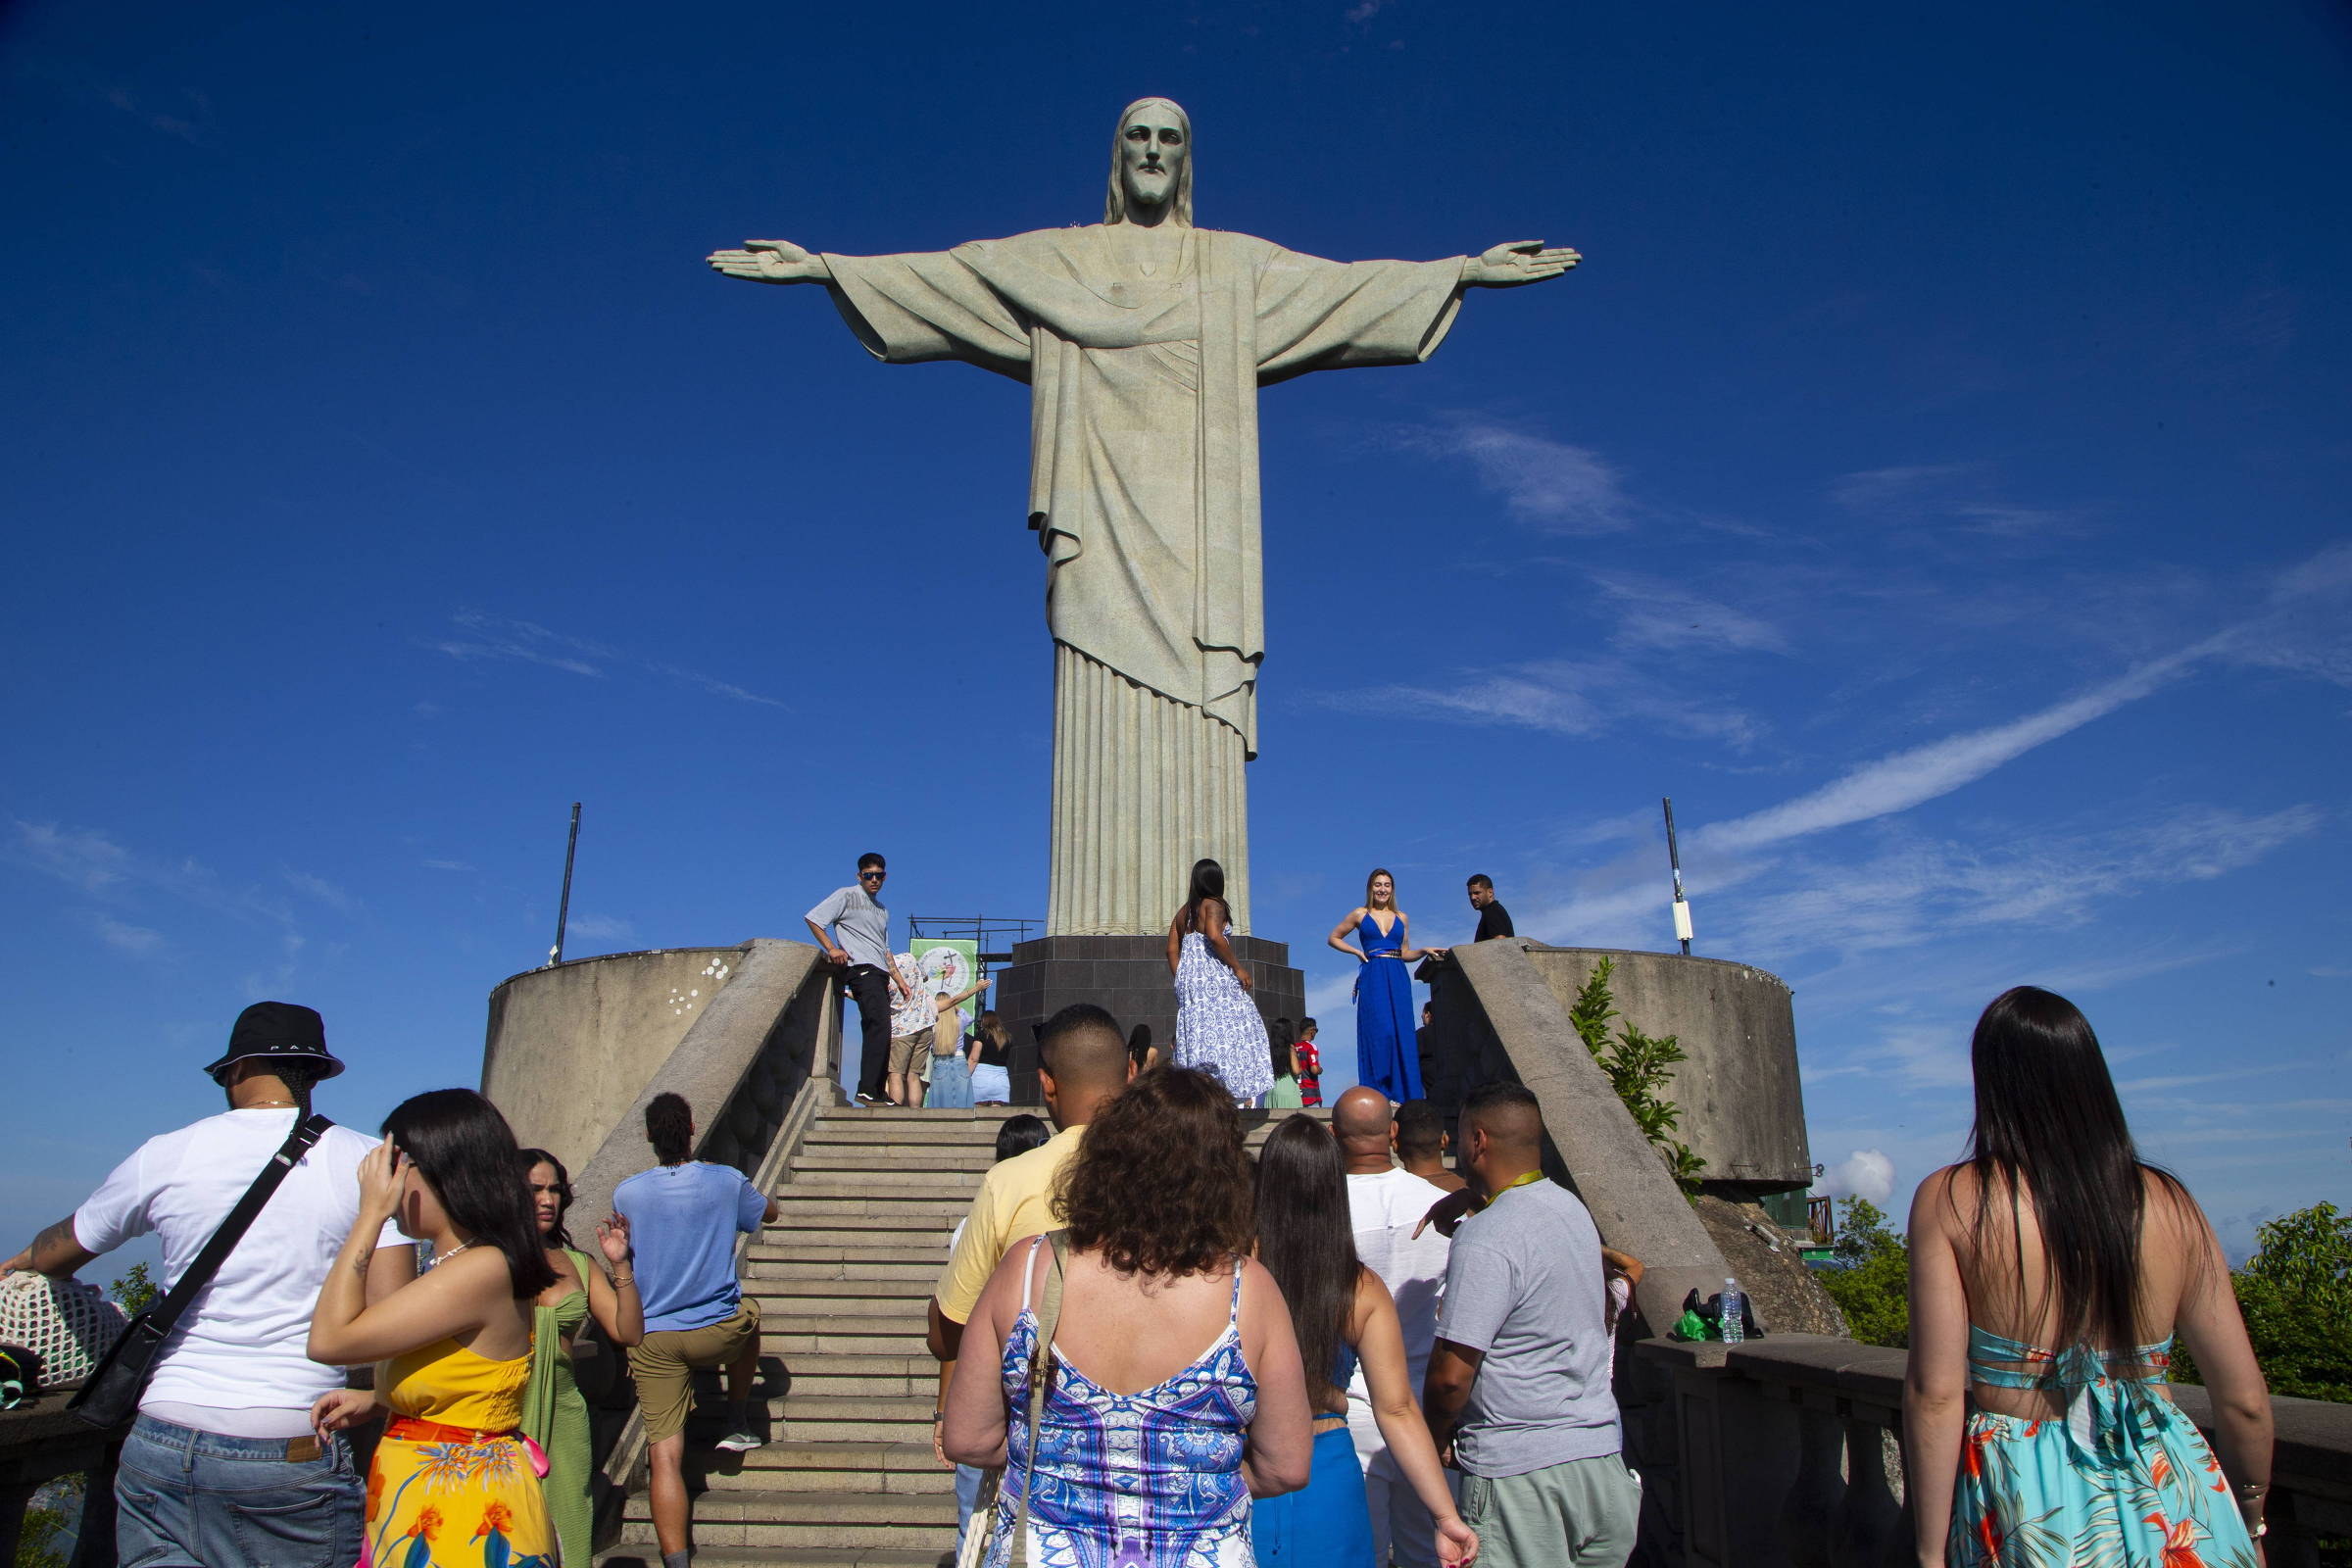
left=935, top=1122, right=1086, bottom=1323
left=378, top=1337, right=533, bottom=1432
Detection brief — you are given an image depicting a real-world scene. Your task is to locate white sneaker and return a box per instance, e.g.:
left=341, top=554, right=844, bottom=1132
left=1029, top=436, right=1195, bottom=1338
left=713, top=1429, right=762, bottom=1453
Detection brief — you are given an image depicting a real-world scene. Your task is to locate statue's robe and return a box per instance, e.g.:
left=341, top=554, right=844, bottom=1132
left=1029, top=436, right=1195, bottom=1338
left=824, top=225, right=1464, bottom=935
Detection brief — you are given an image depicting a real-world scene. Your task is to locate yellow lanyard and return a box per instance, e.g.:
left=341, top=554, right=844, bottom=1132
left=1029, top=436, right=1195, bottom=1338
left=1479, top=1169, right=1546, bottom=1210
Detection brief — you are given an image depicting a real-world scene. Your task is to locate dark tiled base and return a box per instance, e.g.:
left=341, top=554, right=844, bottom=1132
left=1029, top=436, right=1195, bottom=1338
left=992, top=934, right=1306, bottom=1104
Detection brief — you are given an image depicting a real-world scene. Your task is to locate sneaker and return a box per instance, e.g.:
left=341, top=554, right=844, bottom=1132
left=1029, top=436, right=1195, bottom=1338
left=713, top=1430, right=763, bottom=1453
left=855, top=1093, right=887, bottom=1106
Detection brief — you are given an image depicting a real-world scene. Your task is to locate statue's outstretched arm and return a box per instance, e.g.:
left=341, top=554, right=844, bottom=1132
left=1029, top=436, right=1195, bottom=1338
left=1461, top=240, right=1581, bottom=288
left=707, top=238, right=833, bottom=284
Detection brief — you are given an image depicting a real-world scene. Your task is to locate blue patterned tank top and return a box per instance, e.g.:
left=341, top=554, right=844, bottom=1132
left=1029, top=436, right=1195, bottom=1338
left=991, top=1238, right=1258, bottom=1568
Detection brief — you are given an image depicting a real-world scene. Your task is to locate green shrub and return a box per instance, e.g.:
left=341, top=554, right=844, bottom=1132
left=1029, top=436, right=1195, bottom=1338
left=1818, top=1198, right=1910, bottom=1348
left=1567, top=958, right=1705, bottom=1194
left=2176, top=1201, right=2351, bottom=1404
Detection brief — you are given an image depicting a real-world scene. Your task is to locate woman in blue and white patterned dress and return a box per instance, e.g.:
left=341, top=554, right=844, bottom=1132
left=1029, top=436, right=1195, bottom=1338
left=1166, top=859, right=1274, bottom=1105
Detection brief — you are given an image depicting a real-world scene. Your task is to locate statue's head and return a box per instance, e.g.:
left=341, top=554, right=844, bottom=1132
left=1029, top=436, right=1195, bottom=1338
left=1103, top=98, right=1193, bottom=226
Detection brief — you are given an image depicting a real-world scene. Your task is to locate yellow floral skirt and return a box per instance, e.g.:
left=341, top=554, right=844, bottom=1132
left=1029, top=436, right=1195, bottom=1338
left=363, top=1423, right=558, bottom=1566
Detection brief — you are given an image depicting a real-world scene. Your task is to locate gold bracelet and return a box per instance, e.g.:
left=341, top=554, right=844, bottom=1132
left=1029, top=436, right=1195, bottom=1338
left=612, top=1275, right=637, bottom=1289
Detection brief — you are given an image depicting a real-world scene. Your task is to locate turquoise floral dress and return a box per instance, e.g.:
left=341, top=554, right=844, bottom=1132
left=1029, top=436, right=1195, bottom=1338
left=1948, top=1327, right=2258, bottom=1568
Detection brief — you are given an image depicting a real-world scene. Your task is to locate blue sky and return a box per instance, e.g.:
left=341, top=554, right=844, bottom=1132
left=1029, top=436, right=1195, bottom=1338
left=4, top=0, right=2346, bottom=1265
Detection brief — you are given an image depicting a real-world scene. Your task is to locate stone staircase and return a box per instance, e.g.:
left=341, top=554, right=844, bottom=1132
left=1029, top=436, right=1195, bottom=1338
left=605, top=1102, right=1328, bottom=1567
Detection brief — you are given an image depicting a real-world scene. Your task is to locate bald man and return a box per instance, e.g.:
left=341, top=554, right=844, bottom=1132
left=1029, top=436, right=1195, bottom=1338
left=1332, top=1086, right=1458, bottom=1567
left=1424, top=1084, right=1633, bottom=1568
left=928, top=1004, right=1134, bottom=1533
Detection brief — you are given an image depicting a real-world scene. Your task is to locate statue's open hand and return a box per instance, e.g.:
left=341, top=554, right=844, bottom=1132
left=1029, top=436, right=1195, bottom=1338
left=707, top=239, right=831, bottom=284
left=1463, top=240, right=1581, bottom=287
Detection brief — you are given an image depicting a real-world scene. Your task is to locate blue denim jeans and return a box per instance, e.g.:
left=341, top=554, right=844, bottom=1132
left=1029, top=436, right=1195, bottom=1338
left=116, top=1413, right=363, bottom=1568
left=929, top=1052, right=975, bottom=1108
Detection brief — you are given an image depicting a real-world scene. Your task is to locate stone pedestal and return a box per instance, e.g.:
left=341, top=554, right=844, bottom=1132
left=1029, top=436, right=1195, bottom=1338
left=991, top=933, right=1305, bottom=1103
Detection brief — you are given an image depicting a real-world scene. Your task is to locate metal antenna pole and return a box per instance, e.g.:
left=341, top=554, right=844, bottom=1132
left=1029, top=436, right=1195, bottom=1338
left=1663, top=796, right=1692, bottom=956
left=550, top=803, right=581, bottom=966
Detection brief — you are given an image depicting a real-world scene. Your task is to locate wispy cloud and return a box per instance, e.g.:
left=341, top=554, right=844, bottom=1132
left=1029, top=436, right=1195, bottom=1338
left=563, top=914, right=636, bottom=943
left=1591, top=572, right=1792, bottom=655
left=1830, top=462, right=2091, bottom=545
left=11, top=821, right=133, bottom=893
left=284, top=870, right=362, bottom=916
left=1702, top=637, right=2225, bottom=855
left=89, top=913, right=167, bottom=956
left=1717, top=804, right=2316, bottom=966
left=649, top=663, right=787, bottom=709
left=1327, top=658, right=1763, bottom=749
left=425, top=612, right=788, bottom=709
left=103, top=85, right=210, bottom=146
left=423, top=858, right=474, bottom=873
left=1402, top=416, right=1631, bottom=533
left=7, top=818, right=324, bottom=967
left=428, top=613, right=608, bottom=677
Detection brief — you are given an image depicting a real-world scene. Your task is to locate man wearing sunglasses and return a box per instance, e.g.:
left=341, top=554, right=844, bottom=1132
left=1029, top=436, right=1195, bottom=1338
left=805, top=853, right=911, bottom=1105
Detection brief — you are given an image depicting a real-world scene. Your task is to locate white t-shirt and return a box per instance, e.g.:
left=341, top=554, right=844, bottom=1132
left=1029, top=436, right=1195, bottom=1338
left=74, top=1108, right=411, bottom=1422
left=1345, top=1165, right=1453, bottom=1427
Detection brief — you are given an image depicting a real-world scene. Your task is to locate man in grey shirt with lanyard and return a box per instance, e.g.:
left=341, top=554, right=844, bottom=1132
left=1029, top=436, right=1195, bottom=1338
left=806, top=852, right=910, bottom=1104
left=1423, top=1082, right=1636, bottom=1568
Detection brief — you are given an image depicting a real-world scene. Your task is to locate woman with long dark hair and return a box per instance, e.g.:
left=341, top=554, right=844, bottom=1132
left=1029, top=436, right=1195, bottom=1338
left=308, top=1089, right=560, bottom=1567
left=518, top=1148, right=643, bottom=1567
left=1905, top=988, right=2272, bottom=1568
left=1168, top=857, right=1275, bottom=1103
left=1326, top=868, right=1444, bottom=1102
left=1252, top=1114, right=1478, bottom=1567
left=944, top=1066, right=1314, bottom=1566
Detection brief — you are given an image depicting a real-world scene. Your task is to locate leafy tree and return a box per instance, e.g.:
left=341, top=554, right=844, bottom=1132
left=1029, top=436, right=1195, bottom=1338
left=2177, top=1201, right=2351, bottom=1404
left=1567, top=959, right=1706, bottom=1193
left=109, top=1260, right=157, bottom=1316
left=1819, top=1197, right=1910, bottom=1348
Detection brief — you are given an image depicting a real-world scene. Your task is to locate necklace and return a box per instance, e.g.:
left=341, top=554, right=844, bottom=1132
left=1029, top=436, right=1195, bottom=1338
left=431, top=1241, right=476, bottom=1268
left=241, top=1100, right=297, bottom=1109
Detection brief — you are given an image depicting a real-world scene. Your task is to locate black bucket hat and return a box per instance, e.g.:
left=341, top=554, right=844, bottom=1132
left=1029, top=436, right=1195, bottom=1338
left=202, top=1001, right=347, bottom=1084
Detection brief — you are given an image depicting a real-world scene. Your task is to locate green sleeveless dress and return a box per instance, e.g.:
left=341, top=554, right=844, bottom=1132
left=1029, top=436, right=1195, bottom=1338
left=520, top=1247, right=596, bottom=1566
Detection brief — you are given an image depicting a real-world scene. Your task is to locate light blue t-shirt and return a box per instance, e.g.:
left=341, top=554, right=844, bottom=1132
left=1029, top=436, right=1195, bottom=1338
left=612, top=1161, right=768, bottom=1333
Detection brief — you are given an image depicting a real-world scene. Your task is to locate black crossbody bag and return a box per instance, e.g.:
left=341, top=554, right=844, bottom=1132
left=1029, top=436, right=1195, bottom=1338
left=72, top=1112, right=334, bottom=1430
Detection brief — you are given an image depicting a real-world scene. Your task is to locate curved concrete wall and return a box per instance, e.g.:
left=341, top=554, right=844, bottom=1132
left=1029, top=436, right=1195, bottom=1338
left=481, top=945, right=749, bottom=1171
left=1521, top=947, right=1810, bottom=1192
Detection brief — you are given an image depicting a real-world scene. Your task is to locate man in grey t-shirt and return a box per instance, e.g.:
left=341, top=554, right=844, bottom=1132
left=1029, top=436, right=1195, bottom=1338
left=805, top=852, right=910, bottom=1104
left=1424, top=1083, right=1637, bottom=1568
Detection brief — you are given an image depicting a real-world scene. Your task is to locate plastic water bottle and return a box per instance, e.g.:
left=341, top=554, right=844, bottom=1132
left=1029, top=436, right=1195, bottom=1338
left=1719, top=1278, right=1745, bottom=1345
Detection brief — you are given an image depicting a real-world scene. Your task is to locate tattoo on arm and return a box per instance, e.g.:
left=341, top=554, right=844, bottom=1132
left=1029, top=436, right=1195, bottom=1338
left=33, top=1218, right=77, bottom=1254
left=349, top=1252, right=372, bottom=1281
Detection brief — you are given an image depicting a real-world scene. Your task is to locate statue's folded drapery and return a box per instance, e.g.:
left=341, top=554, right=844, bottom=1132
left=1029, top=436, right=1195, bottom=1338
left=823, top=225, right=1464, bottom=935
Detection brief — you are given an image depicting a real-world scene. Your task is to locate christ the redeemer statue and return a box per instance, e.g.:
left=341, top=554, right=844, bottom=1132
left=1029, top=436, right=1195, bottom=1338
left=710, top=98, right=1576, bottom=938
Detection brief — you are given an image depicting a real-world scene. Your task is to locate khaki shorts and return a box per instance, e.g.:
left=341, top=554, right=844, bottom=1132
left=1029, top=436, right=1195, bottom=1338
left=889, top=1027, right=933, bottom=1073
left=627, top=1298, right=760, bottom=1446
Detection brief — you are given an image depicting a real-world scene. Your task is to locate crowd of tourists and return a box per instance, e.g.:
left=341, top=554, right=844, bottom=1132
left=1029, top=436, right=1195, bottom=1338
left=0, top=932, right=2279, bottom=1568
left=0, top=1003, right=776, bottom=1568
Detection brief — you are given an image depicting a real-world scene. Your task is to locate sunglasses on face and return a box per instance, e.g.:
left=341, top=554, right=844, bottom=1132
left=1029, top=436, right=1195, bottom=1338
left=859, top=870, right=886, bottom=881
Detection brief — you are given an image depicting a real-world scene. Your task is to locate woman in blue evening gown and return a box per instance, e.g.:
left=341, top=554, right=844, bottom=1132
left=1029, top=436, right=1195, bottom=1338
left=1326, top=868, right=1446, bottom=1102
